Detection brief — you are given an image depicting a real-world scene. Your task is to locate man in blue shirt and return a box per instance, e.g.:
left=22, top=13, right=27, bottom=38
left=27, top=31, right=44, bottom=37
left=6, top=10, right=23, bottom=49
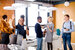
left=61, top=14, right=74, bottom=50
left=35, top=16, right=43, bottom=50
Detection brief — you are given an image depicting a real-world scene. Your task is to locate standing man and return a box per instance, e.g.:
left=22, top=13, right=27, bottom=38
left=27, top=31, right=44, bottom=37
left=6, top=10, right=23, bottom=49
left=61, top=14, right=74, bottom=50
left=35, top=16, right=43, bottom=50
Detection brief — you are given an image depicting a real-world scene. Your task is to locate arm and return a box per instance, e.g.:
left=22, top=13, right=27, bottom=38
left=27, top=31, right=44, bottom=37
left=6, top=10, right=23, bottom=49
left=65, top=22, right=74, bottom=33
left=35, top=24, right=42, bottom=34
left=26, top=26, right=29, bottom=36
left=61, top=27, right=64, bottom=34
left=47, top=25, right=52, bottom=32
left=12, top=14, right=16, bottom=29
left=52, top=24, right=54, bottom=32
left=12, top=19, right=16, bottom=28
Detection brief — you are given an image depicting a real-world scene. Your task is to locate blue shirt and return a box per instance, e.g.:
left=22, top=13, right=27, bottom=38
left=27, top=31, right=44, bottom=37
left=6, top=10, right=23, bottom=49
left=61, top=20, right=74, bottom=34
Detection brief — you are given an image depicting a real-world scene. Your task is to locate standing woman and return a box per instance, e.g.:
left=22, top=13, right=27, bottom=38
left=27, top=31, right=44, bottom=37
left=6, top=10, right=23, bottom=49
left=45, top=17, right=54, bottom=50
left=0, top=15, right=13, bottom=45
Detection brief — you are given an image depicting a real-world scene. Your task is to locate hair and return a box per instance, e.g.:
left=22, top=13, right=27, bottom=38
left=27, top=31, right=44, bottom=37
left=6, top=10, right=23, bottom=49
left=2, top=15, right=7, bottom=20
left=37, top=16, right=42, bottom=20
left=48, top=16, right=53, bottom=18
left=48, top=16, right=53, bottom=22
left=20, top=15, right=25, bottom=20
left=64, top=14, right=70, bottom=18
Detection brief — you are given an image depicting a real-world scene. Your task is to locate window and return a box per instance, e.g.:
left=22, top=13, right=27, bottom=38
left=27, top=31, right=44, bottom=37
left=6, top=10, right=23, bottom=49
left=39, top=6, right=47, bottom=24
left=15, top=7, right=26, bottom=25
left=28, top=4, right=38, bottom=39
left=15, top=4, right=53, bottom=39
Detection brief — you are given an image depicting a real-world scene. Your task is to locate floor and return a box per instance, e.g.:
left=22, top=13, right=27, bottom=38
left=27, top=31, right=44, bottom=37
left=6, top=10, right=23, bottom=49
left=8, top=33, right=75, bottom=50
left=31, top=33, right=75, bottom=50
left=26, top=33, right=75, bottom=50
left=27, top=38, right=75, bottom=50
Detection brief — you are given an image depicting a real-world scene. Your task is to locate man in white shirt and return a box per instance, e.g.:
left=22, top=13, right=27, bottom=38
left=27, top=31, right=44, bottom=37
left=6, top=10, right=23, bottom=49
left=61, top=14, right=74, bottom=50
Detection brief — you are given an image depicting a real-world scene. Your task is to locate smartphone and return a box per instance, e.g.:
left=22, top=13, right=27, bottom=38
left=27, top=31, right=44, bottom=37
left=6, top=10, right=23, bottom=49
left=64, top=28, right=66, bottom=29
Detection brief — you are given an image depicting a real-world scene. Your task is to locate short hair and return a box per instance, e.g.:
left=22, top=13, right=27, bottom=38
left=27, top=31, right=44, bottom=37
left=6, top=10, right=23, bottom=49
left=37, top=16, right=42, bottom=20
left=64, top=14, right=70, bottom=18
left=20, top=15, right=25, bottom=19
left=2, top=15, right=7, bottom=19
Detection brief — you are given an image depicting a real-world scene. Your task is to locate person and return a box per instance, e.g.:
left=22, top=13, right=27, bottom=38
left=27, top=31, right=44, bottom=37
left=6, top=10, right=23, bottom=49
left=61, top=14, right=74, bottom=50
left=12, top=15, right=29, bottom=39
left=0, top=15, right=13, bottom=45
left=45, top=17, right=54, bottom=50
left=35, top=16, right=44, bottom=50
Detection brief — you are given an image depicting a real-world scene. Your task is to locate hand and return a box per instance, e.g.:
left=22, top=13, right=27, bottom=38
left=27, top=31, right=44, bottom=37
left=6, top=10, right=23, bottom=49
left=60, top=34, right=62, bottom=38
left=26, top=26, right=27, bottom=29
left=26, top=26, right=29, bottom=36
left=43, top=30, right=46, bottom=33
left=47, top=25, right=49, bottom=29
left=41, top=26, right=44, bottom=29
left=12, top=14, right=15, bottom=20
left=64, top=29, right=69, bottom=31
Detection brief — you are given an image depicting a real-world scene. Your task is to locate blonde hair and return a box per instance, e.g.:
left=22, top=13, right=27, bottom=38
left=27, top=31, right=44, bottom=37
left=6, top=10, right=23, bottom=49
left=48, top=16, right=53, bottom=22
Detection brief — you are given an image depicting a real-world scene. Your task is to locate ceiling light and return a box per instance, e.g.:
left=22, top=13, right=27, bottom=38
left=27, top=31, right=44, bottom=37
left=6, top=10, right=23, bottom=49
left=3, top=6, right=15, bottom=10
left=12, top=3, right=27, bottom=8
left=47, top=7, right=57, bottom=11
left=64, top=1, right=69, bottom=7
left=27, top=0, right=35, bottom=2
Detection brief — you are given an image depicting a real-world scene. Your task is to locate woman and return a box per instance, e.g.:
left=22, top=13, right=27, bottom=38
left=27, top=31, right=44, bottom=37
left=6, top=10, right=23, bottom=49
left=12, top=15, right=29, bottom=45
left=12, top=15, right=29, bottom=39
left=45, top=17, right=54, bottom=50
left=0, top=15, right=13, bottom=45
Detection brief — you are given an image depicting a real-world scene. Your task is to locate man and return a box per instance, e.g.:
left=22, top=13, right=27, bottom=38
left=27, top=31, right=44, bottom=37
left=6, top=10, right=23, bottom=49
left=61, top=14, right=74, bottom=50
left=35, top=16, right=43, bottom=50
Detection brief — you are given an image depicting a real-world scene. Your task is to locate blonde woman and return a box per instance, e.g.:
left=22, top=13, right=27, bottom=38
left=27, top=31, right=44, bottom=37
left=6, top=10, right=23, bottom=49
left=45, top=17, right=54, bottom=50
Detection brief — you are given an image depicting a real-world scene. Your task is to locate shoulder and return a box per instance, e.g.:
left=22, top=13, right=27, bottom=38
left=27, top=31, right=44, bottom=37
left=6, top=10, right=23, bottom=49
left=35, top=23, right=39, bottom=26
left=16, top=24, right=20, bottom=28
left=70, top=21, right=74, bottom=25
left=51, top=23, right=54, bottom=26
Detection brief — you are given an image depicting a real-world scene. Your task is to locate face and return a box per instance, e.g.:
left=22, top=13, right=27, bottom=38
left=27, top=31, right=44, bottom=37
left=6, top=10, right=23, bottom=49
left=38, top=19, right=42, bottom=23
left=48, top=18, right=52, bottom=22
left=18, top=18, right=24, bottom=25
left=4, top=18, right=7, bottom=22
left=20, top=18, right=24, bottom=24
left=18, top=19, right=22, bottom=25
left=64, top=16, right=69, bottom=22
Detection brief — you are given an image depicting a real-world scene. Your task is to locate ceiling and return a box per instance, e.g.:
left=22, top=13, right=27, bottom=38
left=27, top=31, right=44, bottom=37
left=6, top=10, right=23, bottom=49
left=35, top=0, right=75, bottom=5
left=15, top=0, right=75, bottom=5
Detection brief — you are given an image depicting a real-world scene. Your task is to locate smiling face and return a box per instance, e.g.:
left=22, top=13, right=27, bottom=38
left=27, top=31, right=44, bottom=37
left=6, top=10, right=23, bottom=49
left=48, top=17, right=53, bottom=23
left=38, top=18, right=42, bottom=23
left=64, top=15, right=69, bottom=22
left=18, top=18, right=24, bottom=25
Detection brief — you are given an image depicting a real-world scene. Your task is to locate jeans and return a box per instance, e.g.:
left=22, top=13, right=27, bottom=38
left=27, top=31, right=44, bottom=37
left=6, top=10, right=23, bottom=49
left=62, top=33, right=72, bottom=50
left=37, top=37, right=43, bottom=50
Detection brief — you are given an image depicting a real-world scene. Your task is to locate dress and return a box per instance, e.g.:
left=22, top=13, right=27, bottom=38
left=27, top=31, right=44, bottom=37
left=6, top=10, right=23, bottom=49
left=45, top=22, right=54, bottom=43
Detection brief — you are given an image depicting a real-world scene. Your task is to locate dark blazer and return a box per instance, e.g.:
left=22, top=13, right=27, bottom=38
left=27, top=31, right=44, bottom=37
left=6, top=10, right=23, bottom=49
left=35, top=23, right=43, bottom=38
